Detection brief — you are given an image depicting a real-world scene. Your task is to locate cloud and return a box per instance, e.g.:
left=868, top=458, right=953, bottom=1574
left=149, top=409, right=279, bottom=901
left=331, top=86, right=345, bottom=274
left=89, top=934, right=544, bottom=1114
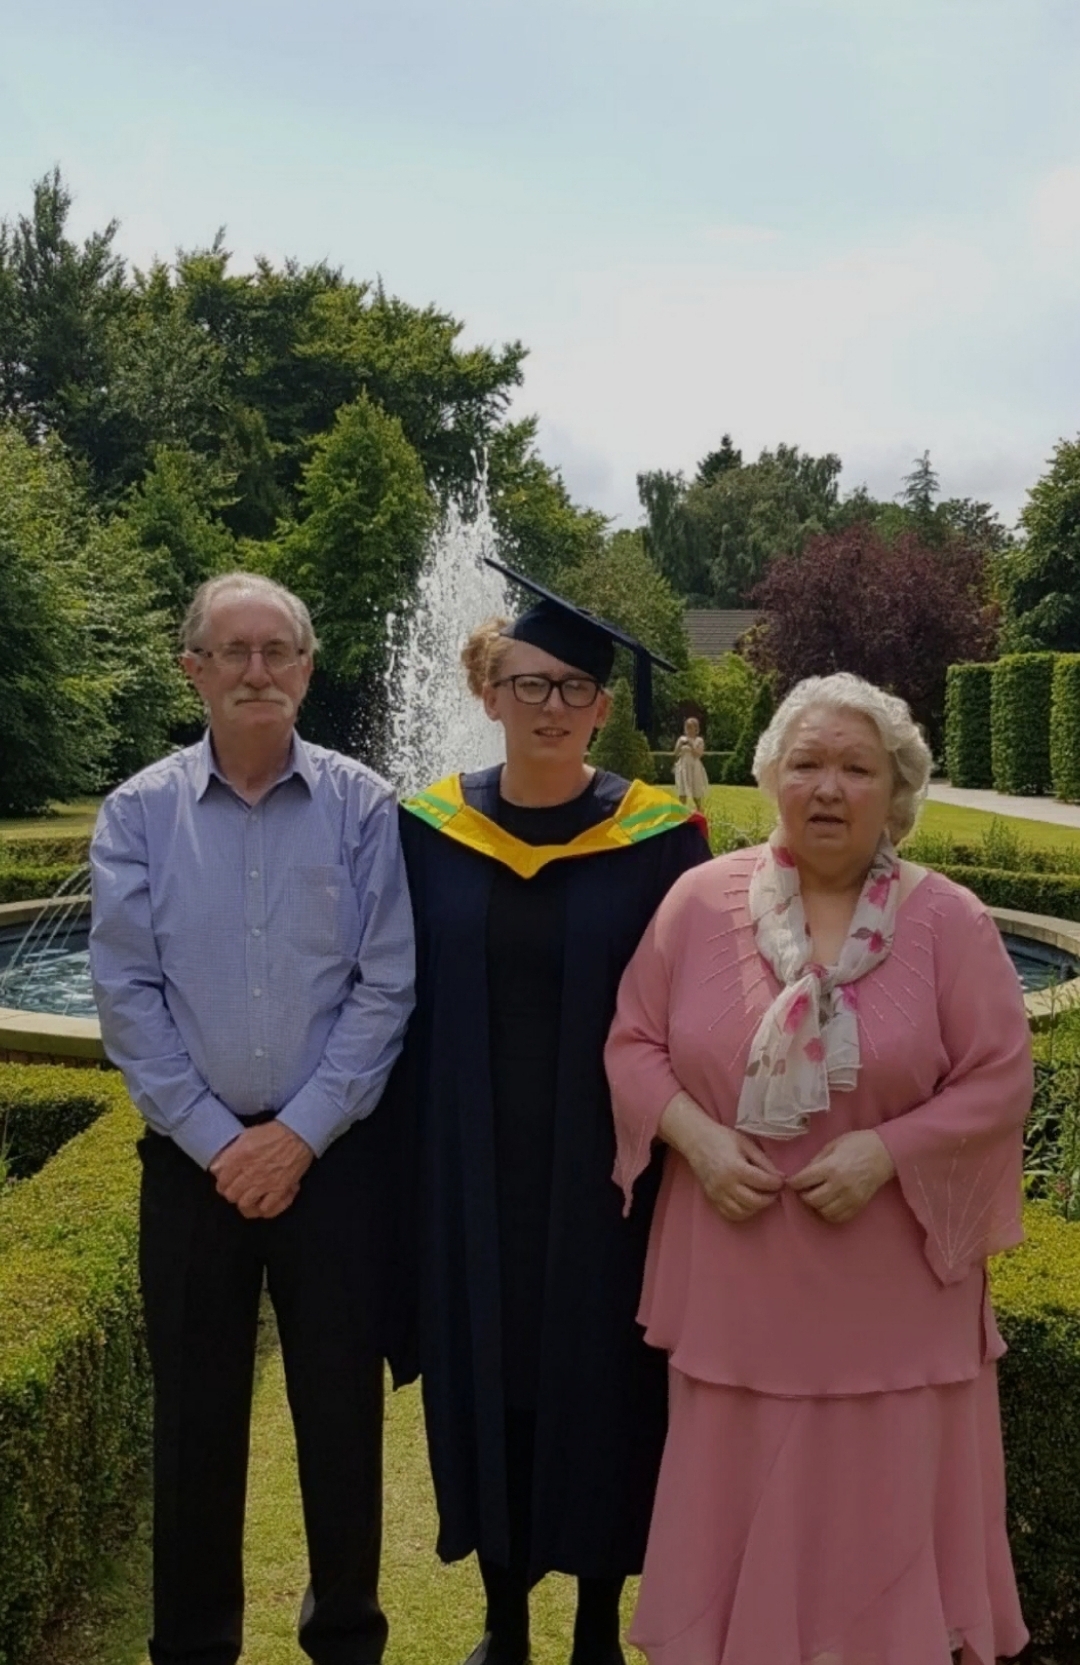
left=514, top=174, right=1080, bottom=529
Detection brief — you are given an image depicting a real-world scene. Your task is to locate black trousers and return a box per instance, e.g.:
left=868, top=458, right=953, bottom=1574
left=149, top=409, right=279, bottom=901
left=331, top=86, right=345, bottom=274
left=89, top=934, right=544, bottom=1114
left=138, top=1124, right=387, bottom=1665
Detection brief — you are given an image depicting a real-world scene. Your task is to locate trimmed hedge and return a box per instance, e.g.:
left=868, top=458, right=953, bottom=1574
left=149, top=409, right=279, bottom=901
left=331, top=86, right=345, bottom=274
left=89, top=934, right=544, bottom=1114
left=651, top=750, right=733, bottom=787
left=944, top=662, right=994, bottom=788
left=994, top=1206, right=1080, bottom=1647
left=991, top=652, right=1055, bottom=796
left=723, top=677, right=775, bottom=786
left=0, top=836, right=91, bottom=869
left=0, top=1080, right=149, bottom=1665
left=1051, top=654, right=1080, bottom=805
left=936, top=863, right=1080, bottom=923
left=0, top=1065, right=111, bottom=1182
left=0, top=865, right=85, bottom=905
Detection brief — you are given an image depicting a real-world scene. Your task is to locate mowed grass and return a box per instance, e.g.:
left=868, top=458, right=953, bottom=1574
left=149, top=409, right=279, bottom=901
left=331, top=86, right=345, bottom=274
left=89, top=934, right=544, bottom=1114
left=0, top=801, right=101, bottom=840
left=701, top=784, right=1080, bottom=853
left=30, top=1308, right=635, bottom=1665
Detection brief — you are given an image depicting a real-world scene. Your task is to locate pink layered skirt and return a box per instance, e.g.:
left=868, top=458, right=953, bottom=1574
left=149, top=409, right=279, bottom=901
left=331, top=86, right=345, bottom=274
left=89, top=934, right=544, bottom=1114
left=630, top=1364, right=1027, bottom=1665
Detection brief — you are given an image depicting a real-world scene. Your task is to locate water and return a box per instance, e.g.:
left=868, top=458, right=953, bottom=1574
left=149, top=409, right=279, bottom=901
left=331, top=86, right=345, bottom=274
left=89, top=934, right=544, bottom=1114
left=383, top=488, right=512, bottom=798
left=1, top=918, right=1074, bottom=1018
left=1000, top=932, right=1080, bottom=995
left=0, top=923, right=95, bottom=1016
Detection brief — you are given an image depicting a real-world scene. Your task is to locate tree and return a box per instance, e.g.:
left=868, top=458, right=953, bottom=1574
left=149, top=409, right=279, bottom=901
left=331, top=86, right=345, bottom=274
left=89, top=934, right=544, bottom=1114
left=695, top=434, right=742, bottom=486
left=123, top=443, right=237, bottom=615
left=557, top=530, right=689, bottom=671
left=656, top=651, right=761, bottom=750
left=999, top=436, right=1080, bottom=654
left=589, top=678, right=655, bottom=781
left=0, top=169, right=128, bottom=463
left=0, top=421, right=183, bottom=811
left=639, top=442, right=843, bottom=606
left=487, top=419, right=606, bottom=583
left=260, top=394, right=435, bottom=753
left=747, top=523, right=996, bottom=746
left=900, top=450, right=940, bottom=521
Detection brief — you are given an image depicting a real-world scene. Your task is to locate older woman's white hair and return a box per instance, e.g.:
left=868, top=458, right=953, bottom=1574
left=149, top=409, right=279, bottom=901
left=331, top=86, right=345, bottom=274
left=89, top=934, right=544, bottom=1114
left=753, top=672, right=932, bottom=843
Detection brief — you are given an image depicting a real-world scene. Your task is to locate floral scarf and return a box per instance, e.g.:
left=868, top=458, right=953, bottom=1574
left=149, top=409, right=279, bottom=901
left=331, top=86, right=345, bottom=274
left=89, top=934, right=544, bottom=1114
left=735, top=830, right=901, bottom=1141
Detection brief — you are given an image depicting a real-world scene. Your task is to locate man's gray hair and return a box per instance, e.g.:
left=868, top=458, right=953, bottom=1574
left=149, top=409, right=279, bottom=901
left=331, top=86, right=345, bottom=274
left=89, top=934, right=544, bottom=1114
left=180, top=573, right=320, bottom=656
left=753, top=672, right=932, bottom=843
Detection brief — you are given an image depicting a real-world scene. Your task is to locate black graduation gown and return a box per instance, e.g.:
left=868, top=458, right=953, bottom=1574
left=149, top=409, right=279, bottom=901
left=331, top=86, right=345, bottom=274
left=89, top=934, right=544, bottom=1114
left=396, top=766, right=711, bottom=1581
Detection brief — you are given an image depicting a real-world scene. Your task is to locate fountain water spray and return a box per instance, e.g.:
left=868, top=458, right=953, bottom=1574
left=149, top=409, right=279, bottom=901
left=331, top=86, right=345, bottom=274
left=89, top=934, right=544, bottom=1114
left=384, top=485, right=512, bottom=798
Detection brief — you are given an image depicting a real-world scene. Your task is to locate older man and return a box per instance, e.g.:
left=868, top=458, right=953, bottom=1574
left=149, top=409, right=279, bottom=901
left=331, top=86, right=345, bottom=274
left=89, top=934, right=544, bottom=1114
left=90, top=572, right=415, bottom=1665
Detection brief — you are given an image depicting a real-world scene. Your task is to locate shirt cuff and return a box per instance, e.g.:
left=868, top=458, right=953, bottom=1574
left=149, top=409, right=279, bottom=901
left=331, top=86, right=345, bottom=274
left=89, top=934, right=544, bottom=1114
left=170, top=1096, right=248, bottom=1169
left=277, top=1084, right=359, bottom=1158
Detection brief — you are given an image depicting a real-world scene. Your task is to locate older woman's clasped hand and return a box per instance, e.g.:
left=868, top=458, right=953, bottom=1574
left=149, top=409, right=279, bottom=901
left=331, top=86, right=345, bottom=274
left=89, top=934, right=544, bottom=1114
left=788, top=1129, right=896, bottom=1224
left=660, top=1091, right=784, bottom=1222
left=661, top=1093, right=895, bottom=1226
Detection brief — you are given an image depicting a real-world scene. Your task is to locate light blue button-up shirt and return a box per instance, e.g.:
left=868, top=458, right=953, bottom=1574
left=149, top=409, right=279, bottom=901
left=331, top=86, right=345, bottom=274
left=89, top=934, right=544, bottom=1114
left=89, top=732, right=415, bottom=1168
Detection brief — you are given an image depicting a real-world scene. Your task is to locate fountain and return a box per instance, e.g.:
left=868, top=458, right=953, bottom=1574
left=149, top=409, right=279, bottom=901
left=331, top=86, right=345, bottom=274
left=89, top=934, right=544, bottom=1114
left=383, top=487, right=512, bottom=797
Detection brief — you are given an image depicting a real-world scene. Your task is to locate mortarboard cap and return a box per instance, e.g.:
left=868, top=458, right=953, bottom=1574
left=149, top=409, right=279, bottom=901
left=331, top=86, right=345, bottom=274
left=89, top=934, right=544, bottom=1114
left=483, top=557, right=676, bottom=735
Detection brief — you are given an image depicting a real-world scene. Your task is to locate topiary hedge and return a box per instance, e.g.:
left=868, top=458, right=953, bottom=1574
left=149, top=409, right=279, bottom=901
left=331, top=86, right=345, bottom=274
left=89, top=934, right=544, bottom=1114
left=0, top=1080, right=149, bottom=1665
left=944, top=662, right=994, bottom=788
left=935, top=864, right=1080, bottom=923
left=723, top=676, right=775, bottom=786
left=590, top=678, right=656, bottom=782
left=991, top=652, right=1056, bottom=796
left=0, top=1065, right=111, bottom=1182
left=994, top=1205, right=1080, bottom=1647
left=0, top=865, right=86, bottom=905
left=1050, top=654, right=1080, bottom=805
left=0, top=836, right=91, bottom=869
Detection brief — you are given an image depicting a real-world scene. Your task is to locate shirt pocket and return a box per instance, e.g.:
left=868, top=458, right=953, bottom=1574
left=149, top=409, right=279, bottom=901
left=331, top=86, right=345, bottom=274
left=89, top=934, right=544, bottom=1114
left=287, top=864, right=359, bottom=959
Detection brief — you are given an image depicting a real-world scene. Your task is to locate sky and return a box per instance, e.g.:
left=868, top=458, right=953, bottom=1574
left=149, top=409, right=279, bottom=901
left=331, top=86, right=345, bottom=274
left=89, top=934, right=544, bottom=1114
left=3, top=0, right=1080, bottom=530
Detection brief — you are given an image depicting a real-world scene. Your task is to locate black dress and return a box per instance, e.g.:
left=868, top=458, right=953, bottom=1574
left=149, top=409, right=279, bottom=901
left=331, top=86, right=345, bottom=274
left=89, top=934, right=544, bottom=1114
left=394, top=766, right=710, bottom=1581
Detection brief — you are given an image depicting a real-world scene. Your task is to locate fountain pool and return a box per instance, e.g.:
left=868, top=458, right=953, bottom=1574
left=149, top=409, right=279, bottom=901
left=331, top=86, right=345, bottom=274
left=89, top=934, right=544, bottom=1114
left=1, top=914, right=1076, bottom=1022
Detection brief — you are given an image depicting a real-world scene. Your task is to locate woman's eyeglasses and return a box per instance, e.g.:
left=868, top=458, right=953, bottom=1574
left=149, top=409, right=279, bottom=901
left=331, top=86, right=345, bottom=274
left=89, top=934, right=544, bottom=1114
left=491, top=674, right=601, bottom=709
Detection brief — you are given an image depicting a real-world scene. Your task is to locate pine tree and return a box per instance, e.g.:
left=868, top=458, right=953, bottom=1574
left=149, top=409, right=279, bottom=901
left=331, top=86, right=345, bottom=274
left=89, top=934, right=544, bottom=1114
left=590, top=678, right=656, bottom=782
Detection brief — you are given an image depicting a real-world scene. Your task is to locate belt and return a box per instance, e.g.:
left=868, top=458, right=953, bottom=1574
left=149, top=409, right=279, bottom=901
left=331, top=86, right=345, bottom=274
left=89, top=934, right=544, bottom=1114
left=237, top=1108, right=279, bottom=1127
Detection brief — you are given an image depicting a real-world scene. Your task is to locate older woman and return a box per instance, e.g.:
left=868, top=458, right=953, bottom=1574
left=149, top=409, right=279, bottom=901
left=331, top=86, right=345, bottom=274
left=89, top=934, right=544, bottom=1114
left=605, top=672, right=1032, bottom=1665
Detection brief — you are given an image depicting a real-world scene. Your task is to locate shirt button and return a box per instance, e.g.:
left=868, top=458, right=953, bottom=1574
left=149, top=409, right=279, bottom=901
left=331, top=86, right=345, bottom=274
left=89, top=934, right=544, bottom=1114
left=249, top=868, right=259, bottom=879
left=252, top=986, right=263, bottom=997
left=251, top=927, right=261, bottom=937
left=255, top=1048, right=265, bottom=1058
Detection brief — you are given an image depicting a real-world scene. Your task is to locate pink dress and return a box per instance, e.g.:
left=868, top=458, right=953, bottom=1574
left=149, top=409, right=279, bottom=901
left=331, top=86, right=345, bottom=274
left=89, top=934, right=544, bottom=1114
left=605, top=849, right=1033, bottom=1665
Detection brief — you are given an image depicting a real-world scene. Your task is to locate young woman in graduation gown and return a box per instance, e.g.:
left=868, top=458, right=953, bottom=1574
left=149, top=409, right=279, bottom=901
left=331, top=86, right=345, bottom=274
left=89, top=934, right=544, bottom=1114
left=393, top=578, right=711, bottom=1665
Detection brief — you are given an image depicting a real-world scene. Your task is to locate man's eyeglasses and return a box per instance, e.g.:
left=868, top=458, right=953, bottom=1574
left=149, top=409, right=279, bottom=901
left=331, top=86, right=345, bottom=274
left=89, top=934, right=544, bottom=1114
left=491, top=673, right=602, bottom=709
left=193, top=642, right=306, bottom=674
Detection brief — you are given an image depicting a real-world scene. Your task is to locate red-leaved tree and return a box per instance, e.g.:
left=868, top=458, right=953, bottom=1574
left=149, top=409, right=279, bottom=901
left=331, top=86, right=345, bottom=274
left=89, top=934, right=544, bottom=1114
left=747, top=525, right=997, bottom=747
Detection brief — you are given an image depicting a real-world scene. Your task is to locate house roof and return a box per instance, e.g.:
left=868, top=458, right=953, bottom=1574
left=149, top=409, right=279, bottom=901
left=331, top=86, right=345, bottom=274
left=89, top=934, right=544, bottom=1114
left=683, top=609, right=761, bottom=660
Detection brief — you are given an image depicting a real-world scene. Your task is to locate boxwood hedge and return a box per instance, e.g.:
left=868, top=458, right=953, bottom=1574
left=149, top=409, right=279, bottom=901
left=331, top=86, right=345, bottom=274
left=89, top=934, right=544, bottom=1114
left=0, top=836, right=91, bottom=869
left=994, top=1205, right=1080, bottom=1647
left=944, top=662, right=994, bottom=788
left=0, top=865, right=86, bottom=905
left=1050, top=653, right=1080, bottom=805
left=0, top=1078, right=148, bottom=1665
left=991, top=652, right=1056, bottom=796
left=936, top=863, right=1080, bottom=922
left=0, top=1064, right=110, bottom=1181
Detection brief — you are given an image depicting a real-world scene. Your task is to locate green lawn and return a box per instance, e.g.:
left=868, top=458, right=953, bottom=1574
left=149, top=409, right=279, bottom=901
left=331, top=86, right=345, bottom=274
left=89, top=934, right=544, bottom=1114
left=702, top=784, right=1080, bottom=853
left=0, top=802, right=101, bottom=840
left=31, top=1311, right=630, bottom=1665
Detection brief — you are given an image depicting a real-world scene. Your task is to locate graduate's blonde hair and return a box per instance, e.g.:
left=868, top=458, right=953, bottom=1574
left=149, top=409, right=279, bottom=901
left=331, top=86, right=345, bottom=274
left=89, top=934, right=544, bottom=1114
left=461, top=617, right=516, bottom=697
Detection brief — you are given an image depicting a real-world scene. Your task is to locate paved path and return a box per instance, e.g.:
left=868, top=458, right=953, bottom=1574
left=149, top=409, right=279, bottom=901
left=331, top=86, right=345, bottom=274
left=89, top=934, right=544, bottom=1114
left=927, top=784, right=1080, bottom=829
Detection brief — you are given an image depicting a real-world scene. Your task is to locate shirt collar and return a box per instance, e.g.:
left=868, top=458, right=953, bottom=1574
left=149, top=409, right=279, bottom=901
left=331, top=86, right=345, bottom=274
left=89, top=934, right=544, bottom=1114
left=193, top=729, right=315, bottom=800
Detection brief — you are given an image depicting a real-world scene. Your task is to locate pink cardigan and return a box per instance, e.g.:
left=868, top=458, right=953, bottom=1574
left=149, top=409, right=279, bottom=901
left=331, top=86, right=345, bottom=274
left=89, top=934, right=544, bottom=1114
left=604, top=851, right=1033, bottom=1397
